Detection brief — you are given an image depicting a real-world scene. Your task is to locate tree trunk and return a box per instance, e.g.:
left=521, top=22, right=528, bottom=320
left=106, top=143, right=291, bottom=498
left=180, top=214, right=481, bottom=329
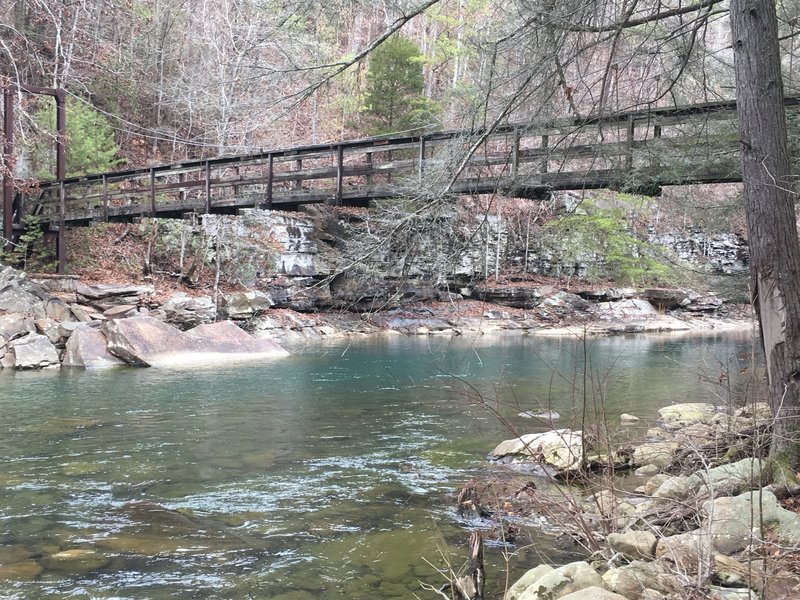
left=731, top=0, right=800, bottom=469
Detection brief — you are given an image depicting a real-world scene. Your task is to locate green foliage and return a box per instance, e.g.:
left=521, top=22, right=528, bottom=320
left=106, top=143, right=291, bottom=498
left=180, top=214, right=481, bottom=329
left=0, top=214, right=56, bottom=272
left=363, top=36, right=439, bottom=135
left=34, top=100, right=124, bottom=178
left=539, top=213, right=672, bottom=285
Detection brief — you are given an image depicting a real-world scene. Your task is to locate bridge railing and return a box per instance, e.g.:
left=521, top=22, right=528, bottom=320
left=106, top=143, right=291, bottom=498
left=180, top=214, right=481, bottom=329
left=23, top=97, right=800, bottom=224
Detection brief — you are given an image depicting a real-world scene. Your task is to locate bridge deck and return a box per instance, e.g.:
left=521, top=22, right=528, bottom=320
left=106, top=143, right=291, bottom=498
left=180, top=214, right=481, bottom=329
left=4, top=97, right=800, bottom=271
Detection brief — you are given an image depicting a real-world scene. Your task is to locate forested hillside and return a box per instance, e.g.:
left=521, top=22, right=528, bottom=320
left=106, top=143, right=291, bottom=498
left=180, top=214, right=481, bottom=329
left=6, top=0, right=799, bottom=174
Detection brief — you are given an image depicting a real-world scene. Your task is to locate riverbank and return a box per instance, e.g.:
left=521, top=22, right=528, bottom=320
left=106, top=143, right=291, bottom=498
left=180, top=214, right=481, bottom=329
left=0, top=263, right=755, bottom=370
left=466, top=399, right=800, bottom=600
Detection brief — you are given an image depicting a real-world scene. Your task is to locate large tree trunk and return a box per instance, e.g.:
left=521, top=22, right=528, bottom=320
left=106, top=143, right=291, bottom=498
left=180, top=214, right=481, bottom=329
left=731, top=0, right=800, bottom=469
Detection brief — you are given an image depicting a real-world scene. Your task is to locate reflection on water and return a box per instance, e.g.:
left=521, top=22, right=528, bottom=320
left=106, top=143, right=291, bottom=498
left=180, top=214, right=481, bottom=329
left=0, top=331, right=760, bottom=598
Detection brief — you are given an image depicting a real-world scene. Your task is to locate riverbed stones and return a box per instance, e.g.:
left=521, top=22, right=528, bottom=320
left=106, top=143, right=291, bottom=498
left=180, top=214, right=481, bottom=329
left=607, top=531, right=658, bottom=560
left=63, top=325, right=126, bottom=368
left=40, top=548, right=110, bottom=575
left=0, top=559, right=43, bottom=580
left=104, top=316, right=289, bottom=367
left=6, top=333, right=60, bottom=369
left=489, top=429, right=583, bottom=472
left=516, top=561, right=606, bottom=600
left=657, top=402, right=716, bottom=428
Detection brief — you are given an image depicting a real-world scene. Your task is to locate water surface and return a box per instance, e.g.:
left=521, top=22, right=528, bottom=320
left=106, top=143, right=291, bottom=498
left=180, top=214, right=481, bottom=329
left=0, top=331, right=761, bottom=598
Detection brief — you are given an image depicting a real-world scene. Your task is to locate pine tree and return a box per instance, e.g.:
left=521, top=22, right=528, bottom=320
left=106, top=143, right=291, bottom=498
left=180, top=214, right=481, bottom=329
left=34, top=100, right=124, bottom=178
left=363, top=36, right=438, bottom=135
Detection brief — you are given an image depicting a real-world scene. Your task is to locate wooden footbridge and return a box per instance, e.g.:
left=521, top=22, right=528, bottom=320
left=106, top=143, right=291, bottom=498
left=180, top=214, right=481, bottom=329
left=4, top=96, right=800, bottom=272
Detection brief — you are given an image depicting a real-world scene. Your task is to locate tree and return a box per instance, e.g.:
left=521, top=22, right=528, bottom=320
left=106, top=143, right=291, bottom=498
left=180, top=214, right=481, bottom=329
left=731, top=0, right=800, bottom=470
left=363, top=35, right=438, bottom=134
left=34, top=99, right=124, bottom=177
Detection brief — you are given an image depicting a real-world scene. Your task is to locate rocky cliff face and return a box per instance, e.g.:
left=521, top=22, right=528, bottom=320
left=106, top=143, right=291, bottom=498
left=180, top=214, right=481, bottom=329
left=172, top=203, right=749, bottom=314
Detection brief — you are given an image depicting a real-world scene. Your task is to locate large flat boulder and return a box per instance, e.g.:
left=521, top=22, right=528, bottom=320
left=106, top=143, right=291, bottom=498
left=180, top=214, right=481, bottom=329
left=103, top=316, right=289, bottom=367
left=63, top=326, right=126, bottom=369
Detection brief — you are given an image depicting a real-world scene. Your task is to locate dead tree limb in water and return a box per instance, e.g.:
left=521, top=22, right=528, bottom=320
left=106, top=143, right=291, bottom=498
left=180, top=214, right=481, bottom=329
left=453, top=531, right=485, bottom=600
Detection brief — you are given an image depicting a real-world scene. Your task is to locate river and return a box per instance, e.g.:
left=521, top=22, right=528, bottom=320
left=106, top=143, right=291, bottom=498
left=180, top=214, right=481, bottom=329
left=0, top=330, right=760, bottom=599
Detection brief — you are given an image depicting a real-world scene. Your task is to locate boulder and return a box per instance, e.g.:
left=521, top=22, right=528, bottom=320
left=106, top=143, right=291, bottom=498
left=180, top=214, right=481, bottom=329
left=489, top=429, right=584, bottom=472
left=632, top=442, right=679, bottom=468
left=0, top=266, right=52, bottom=316
left=44, top=297, right=72, bottom=321
left=658, top=403, right=716, bottom=428
left=594, top=299, right=658, bottom=320
left=63, top=326, right=126, bottom=369
left=472, top=286, right=552, bottom=309
left=221, top=291, right=274, bottom=319
left=655, top=531, right=710, bottom=572
left=702, top=490, right=800, bottom=555
left=7, top=333, right=60, bottom=369
left=602, top=561, right=677, bottom=600
left=69, top=303, right=95, bottom=323
left=161, top=293, right=216, bottom=329
left=607, top=531, right=657, bottom=560
left=517, top=561, right=605, bottom=600
left=698, top=458, right=764, bottom=496
left=620, top=413, right=640, bottom=423
left=34, top=317, right=65, bottom=345
left=635, top=464, right=660, bottom=477
left=77, top=283, right=154, bottom=310
left=651, top=475, right=699, bottom=501
left=0, top=313, right=36, bottom=340
left=103, top=316, right=289, bottom=367
left=506, top=565, right=555, bottom=600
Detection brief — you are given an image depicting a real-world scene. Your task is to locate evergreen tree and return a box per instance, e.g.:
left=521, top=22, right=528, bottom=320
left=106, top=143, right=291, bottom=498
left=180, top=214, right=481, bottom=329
left=363, top=36, right=438, bottom=135
left=34, top=100, right=124, bottom=178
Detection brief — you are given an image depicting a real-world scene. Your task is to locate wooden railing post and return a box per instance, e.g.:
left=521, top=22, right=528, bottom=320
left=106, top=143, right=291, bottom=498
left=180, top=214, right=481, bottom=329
left=540, top=134, right=549, bottom=173
left=178, top=172, right=186, bottom=203
left=512, top=130, right=521, bottom=177
left=295, top=157, right=302, bottom=190
left=418, top=136, right=426, bottom=180
left=149, top=168, right=157, bottom=217
left=335, top=144, right=344, bottom=206
left=266, top=153, right=274, bottom=209
left=233, top=165, right=240, bottom=196
left=102, top=174, right=109, bottom=222
left=57, top=181, right=66, bottom=274
left=366, top=151, right=373, bottom=186
left=204, top=161, right=211, bottom=213
left=626, top=115, right=635, bottom=170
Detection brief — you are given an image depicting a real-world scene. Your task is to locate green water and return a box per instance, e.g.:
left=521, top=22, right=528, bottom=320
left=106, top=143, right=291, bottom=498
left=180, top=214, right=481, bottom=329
left=0, top=331, right=760, bottom=599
